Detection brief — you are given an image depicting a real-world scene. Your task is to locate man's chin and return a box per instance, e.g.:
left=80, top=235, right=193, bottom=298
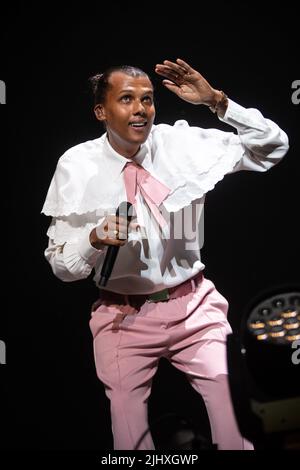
left=132, top=129, right=152, bottom=144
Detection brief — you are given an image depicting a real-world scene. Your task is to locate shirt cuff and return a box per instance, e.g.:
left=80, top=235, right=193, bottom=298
left=218, top=98, right=268, bottom=132
left=78, top=228, right=104, bottom=266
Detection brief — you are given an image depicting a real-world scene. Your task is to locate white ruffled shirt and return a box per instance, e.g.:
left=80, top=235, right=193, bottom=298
left=42, top=99, right=289, bottom=294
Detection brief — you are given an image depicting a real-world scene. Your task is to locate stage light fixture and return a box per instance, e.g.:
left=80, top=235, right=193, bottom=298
left=227, top=286, right=300, bottom=449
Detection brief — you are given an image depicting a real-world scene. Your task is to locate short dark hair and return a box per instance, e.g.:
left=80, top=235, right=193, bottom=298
left=88, top=65, right=152, bottom=105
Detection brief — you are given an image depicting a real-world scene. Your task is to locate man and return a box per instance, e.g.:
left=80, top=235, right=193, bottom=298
left=42, top=58, right=289, bottom=450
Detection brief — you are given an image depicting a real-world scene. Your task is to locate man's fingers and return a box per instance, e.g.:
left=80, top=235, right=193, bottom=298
left=95, top=213, right=139, bottom=242
left=105, top=218, right=128, bottom=232
left=163, top=60, right=181, bottom=71
left=96, top=225, right=127, bottom=240
left=156, top=59, right=196, bottom=82
left=116, top=230, right=128, bottom=240
left=106, top=214, right=128, bottom=224
left=176, top=58, right=193, bottom=73
left=163, top=60, right=187, bottom=76
left=156, top=63, right=179, bottom=75
left=104, top=238, right=126, bottom=247
left=162, top=80, right=181, bottom=94
left=156, top=68, right=182, bottom=86
left=116, top=215, right=129, bottom=224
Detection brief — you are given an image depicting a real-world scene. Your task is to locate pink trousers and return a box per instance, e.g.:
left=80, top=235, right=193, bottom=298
left=89, top=275, right=253, bottom=450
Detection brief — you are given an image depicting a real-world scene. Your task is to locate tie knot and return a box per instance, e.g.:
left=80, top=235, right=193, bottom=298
left=123, top=160, right=171, bottom=228
left=125, top=161, right=141, bottom=170
left=124, top=161, right=147, bottom=183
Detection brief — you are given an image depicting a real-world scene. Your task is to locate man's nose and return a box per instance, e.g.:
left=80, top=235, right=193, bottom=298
left=133, top=100, right=146, bottom=114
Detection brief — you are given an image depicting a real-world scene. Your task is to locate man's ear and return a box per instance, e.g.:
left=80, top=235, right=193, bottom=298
left=94, top=104, right=106, bottom=121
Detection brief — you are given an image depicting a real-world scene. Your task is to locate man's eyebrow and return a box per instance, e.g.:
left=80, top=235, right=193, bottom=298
left=118, top=88, right=154, bottom=95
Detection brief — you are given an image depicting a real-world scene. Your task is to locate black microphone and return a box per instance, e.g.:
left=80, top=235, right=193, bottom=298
left=99, top=201, right=133, bottom=287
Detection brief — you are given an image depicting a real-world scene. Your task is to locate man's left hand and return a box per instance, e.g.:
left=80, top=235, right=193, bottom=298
left=155, top=58, right=222, bottom=108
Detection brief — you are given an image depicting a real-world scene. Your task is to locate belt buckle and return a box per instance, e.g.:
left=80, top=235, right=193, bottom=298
left=147, top=288, right=170, bottom=303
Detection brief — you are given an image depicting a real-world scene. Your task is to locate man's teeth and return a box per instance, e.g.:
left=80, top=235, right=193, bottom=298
left=130, top=122, right=146, bottom=127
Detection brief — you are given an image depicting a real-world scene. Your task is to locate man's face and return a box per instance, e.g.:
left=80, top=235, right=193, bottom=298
left=94, top=71, right=155, bottom=158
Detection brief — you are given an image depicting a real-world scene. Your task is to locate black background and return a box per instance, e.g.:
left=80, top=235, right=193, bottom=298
left=1, top=2, right=299, bottom=452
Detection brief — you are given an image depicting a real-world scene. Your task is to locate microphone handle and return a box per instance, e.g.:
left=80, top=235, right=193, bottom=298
left=99, top=202, right=133, bottom=287
left=99, top=245, right=120, bottom=286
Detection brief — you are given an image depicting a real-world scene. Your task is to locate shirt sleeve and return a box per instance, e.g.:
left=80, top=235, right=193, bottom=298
left=154, top=101, right=289, bottom=212
left=219, top=99, right=289, bottom=172
left=44, top=222, right=105, bottom=282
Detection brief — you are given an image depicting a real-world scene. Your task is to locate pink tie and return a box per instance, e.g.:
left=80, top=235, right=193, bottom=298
left=123, top=162, right=170, bottom=228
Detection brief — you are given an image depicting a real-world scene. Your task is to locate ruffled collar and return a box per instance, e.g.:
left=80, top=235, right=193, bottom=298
left=41, top=119, right=242, bottom=217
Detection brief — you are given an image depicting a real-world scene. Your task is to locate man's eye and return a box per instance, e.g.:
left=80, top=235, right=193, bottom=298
left=121, top=95, right=131, bottom=103
left=143, top=96, right=153, bottom=103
